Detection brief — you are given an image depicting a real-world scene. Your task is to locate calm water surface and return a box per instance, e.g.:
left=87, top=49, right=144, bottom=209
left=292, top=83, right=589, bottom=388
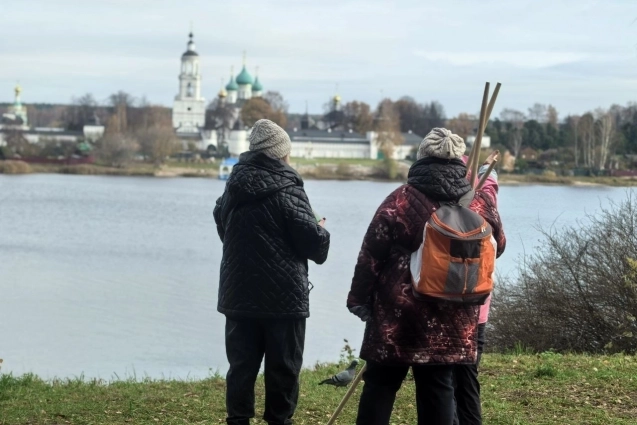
left=0, top=174, right=629, bottom=379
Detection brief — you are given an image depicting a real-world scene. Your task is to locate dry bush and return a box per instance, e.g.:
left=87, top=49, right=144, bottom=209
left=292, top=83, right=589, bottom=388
left=95, top=133, right=139, bottom=168
left=489, top=192, right=637, bottom=354
left=0, top=160, right=33, bottom=174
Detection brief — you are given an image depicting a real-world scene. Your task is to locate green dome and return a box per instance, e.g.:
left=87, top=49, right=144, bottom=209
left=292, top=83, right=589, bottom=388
left=252, top=76, right=263, bottom=92
left=225, top=76, right=238, bottom=91
left=236, top=66, right=254, bottom=85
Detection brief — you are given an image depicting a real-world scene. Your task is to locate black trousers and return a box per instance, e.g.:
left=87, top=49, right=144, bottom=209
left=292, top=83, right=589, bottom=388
left=225, top=317, right=305, bottom=425
left=356, top=361, right=455, bottom=425
left=453, top=323, right=486, bottom=425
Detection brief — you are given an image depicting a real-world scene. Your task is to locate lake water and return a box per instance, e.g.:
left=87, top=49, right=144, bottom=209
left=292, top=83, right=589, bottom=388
left=0, top=174, right=630, bottom=380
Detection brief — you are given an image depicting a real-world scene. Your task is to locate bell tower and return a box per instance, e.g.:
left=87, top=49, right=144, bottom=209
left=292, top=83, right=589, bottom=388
left=172, top=31, right=206, bottom=133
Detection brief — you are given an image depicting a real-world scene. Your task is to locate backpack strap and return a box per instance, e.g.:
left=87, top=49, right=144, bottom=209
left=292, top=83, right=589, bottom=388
left=439, top=189, right=475, bottom=208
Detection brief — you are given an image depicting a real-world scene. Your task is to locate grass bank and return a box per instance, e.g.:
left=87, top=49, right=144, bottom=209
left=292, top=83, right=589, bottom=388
left=1, top=354, right=635, bottom=424
left=498, top=173, right=637, bottom=187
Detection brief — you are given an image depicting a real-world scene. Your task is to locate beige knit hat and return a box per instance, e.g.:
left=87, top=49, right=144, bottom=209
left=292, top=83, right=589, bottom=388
left=248, top=119, right=292, bottom=159
left=417, top=127, right=465, bottom=160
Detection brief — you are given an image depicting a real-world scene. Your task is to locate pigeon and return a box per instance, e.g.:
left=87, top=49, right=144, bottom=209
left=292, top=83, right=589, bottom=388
left=318, top=360, right=359, bottom=387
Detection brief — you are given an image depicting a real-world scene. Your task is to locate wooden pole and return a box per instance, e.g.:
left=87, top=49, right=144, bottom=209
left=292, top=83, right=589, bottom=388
left=326, top=363, right=367, bottom=425
left=469, top=82, right=490, bottom=188
left=484, top=82, right=502, bottom=125
left=476, top=159, right=498, bottom=191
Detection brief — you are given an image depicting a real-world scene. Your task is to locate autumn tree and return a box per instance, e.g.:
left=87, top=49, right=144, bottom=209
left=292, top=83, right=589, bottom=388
left=446, top=113, right=475, bottom=139
left=579, top=113, right=595, bottom=168
left=342, top=101, right=374, bottom=134
left=241, top=97, right=287, bottom=128
left=374, top=99, right=403, bottom=158
left=547, top=105, right=559, bottom=129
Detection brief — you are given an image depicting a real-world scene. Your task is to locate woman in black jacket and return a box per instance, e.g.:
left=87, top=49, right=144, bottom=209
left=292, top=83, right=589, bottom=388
left=214, top=119, right=330, bottom=425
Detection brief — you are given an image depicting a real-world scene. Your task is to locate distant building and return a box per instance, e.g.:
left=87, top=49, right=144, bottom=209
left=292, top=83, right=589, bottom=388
left=287, top=128, right=421, bottom=160
left=2, top=85, right=29, bottom=129
left=0, top=85, right=104, bottom=147
left=172, top=32, right=206, bottom=135
left=466, top=133, right=491, bottom=149
left=170, top=32, right=268, bottom=152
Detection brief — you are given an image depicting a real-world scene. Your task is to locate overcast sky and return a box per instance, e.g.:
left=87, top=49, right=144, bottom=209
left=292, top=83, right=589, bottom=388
left=1, top=0, right=636, bottom=118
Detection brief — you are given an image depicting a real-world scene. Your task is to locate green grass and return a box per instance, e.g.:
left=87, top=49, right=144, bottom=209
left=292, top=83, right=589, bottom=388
left=1, top=354, right=636, bottom=424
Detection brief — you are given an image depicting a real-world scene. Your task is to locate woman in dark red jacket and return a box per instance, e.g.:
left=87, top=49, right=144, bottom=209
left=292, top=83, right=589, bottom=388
left=347, top=128, right=505, bottom=425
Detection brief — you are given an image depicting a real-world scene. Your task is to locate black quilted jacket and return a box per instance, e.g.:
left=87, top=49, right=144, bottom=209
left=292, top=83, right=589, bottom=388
left=214, top=151, right=330, bottom=319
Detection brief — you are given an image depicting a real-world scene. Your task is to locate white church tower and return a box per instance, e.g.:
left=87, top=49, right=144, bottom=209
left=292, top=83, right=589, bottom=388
left=172, top=32, right=206, bottom=134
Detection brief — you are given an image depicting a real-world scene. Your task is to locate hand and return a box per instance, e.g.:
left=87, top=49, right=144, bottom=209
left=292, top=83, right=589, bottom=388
left=318, top=218, right=326, bottom=228
left=483, top=150, right=500, bottom=166
left=349, top=305, right=372, bottom=322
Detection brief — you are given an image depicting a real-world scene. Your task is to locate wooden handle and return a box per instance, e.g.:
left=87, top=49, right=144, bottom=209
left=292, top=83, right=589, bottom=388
left=484, top=82, right=502, bottom=125
left=476, top=159, right=498, bottom=191
left=469, top=82, right=490, bottom=187
left=326, top=363, right=367, bottom=425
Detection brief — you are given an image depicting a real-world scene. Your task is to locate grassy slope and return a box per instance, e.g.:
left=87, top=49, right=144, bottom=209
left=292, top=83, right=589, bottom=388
left=1, top=354, right=636, bottom=424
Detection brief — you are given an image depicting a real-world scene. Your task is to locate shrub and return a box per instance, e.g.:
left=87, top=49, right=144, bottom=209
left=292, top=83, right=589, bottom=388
left=336, top=162, right=352, bottom=177
left=383, top=157, right=398, bottom=180
left=0, top=160, right=32, bottom=174
left=489, top=192, right=637, bottom=354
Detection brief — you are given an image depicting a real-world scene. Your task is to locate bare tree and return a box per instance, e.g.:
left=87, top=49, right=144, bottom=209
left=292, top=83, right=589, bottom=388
left=64, top=93, right=99, bottom=131
left=263, top=91, right=289, bottom=113
left=547, top=105, right=559, bottom=128
left=579, top=113, right=595, bottom=168
left=568, top=115, right=581, bottom=167
left=527, top=103, right=548, bottom=122
left=136, top=125, right=181, bottom=166
left=500, top=109, right=526, bottom=157
left=108, top=91, right=135, bottom=134
left=95, top=133, right=138, bottom=167
left=206, top=98, right=235, bottom=150
left=595, top=108, right=615, bottom=170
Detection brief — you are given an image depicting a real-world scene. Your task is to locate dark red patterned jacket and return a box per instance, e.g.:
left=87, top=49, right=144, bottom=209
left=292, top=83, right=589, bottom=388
left=347, top=157, right=506, bottom=365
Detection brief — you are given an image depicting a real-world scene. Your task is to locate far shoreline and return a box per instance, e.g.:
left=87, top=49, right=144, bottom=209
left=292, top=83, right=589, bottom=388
left=2, top=160, right=637, bottom=187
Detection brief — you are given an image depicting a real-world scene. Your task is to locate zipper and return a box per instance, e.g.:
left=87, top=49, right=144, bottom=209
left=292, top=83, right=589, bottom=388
left=431, top=213, right=486, bottom=237
left=463, top=259, right=469, bottom=295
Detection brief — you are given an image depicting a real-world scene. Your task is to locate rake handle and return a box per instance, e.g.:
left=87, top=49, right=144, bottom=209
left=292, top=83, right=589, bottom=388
left=476, top=159, right=498, bottom=191
left=326, top=363, right=367, bottom=425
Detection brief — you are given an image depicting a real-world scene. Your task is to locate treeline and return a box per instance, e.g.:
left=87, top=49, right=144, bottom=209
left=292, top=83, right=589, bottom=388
left=2, top=91, right=182, bottom=167
left=8, top=89, right=637, bottom=170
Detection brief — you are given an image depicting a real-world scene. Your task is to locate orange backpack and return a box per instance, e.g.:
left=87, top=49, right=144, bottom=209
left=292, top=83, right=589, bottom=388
left=410, top=190, right=496, bottom=305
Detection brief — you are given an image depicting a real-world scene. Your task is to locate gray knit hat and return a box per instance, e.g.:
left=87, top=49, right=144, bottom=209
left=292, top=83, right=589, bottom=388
left=417, top=127, right=465, bottom=160
left=248, top=119, right=292, bottom=159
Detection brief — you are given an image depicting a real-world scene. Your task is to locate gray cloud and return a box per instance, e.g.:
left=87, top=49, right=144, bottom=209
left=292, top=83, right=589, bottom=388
left=1, top=0, right=636, bottom=117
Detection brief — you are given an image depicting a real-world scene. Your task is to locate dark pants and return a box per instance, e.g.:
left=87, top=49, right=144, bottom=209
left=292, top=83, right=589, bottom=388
left=225, top=317, right=306, bottom=425
left=355, top=361, right=455, bottom=425
left=453, top=323, right=486, bottom=425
